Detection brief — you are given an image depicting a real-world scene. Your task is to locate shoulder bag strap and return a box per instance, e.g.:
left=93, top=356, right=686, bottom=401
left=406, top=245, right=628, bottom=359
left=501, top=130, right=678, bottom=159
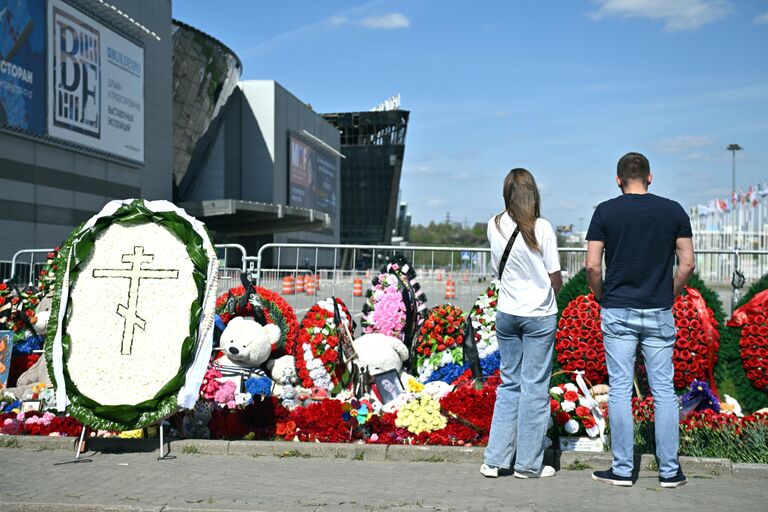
left=497, top=227, right=520, bottom=278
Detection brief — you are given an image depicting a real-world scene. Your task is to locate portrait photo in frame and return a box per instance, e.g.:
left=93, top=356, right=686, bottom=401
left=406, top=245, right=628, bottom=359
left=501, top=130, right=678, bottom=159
left=372, top=369, right=405, bottom=405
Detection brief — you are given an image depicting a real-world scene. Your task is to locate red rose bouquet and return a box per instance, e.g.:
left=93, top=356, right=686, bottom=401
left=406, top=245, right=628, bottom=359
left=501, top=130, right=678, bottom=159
left=549, top=382, right=600, bottom=438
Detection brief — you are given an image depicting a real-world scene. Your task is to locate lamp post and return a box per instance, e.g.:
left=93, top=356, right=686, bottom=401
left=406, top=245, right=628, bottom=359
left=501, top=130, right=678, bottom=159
left=727, top=144, right=743, bottom=247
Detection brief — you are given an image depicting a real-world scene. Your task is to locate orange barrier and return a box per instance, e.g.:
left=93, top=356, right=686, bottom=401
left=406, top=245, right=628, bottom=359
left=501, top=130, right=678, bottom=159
left=281, top=276, right=295, bottom=295
left=295, top=275, right=305, bottom=293
left=305, top=275, right=317, bottom=295
left=444, top=278, right=456, bottom=299
left=436, top=269, right=444, bottom=282
left=353, top=278, right=363, bottom=297
left=314, top=273, right=321, bottom=291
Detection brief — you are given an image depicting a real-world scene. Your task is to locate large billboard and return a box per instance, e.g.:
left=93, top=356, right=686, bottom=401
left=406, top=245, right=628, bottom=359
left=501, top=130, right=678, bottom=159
left=289, top=134, right=336, bottom=215
left=0, top=0, right=46, bottom=135
left=47, top=0, right=144, bottom=161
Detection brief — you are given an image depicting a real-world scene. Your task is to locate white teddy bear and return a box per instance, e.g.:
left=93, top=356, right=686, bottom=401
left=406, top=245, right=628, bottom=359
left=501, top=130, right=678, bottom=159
left=352, top=333, right=409, bottom=376
left=266, top=355, right=297, bottom=397
left=217, top=316, right=282, bottom=369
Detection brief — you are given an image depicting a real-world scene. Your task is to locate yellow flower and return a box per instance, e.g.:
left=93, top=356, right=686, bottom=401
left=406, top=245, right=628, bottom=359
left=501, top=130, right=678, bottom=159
left=118, top=429, right=144, bottom=439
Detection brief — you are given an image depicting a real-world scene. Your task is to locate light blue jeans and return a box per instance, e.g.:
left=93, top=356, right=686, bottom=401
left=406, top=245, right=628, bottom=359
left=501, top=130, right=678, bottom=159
left=601, top=307, right=680, bottom=478
left=484, top=311, right=556, bottom=473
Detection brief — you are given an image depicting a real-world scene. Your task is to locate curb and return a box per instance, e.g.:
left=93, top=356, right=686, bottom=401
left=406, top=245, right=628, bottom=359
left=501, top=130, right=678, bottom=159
left=0, top=435, right=764, bottom=478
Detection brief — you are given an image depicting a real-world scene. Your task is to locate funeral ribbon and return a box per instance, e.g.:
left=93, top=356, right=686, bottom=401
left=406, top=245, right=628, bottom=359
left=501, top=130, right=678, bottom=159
left=573, top=370, right=606, bottom=443
left=685, top=286, right=719, bottom=397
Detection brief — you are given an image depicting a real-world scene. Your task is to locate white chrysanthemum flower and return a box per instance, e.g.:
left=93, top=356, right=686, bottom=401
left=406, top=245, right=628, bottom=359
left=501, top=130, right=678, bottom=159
left=564, top=383, right=578, bottom=393
left=564, top=419, right=580, bottom=434
left=550, top=386, right=564, bottom=395
left=579, top=396, right=595, bottom=408
left=561, top=400, right=576, bottom=412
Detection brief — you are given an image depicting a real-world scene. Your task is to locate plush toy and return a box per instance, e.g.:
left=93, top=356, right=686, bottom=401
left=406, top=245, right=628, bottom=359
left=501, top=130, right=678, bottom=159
left=266, top=355, right=297, bottom=398
left=183, top=400, right=213, bottom=439
left=352, top=333, right=409, bottom=376
left=32, top=294, right=53, bottom=336
left=217, top=316, right=281, bottom=369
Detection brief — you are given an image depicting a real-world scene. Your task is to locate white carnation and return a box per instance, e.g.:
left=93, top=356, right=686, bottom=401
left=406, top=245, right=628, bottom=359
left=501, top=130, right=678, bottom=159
left=561, top=400, right=576, bottom=412
left=549, top=386, right=564, bottom=395
left=564, top=419, right=580, bottom=434
left=586, top=424, right=600, bottom=438
left=563, top=383, right=578, bottom=393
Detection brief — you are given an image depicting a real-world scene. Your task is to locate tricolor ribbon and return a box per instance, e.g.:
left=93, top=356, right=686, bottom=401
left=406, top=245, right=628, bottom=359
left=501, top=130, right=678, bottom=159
left=685, top=286, right=719, bottom=397
left=573, top=370, right=606, bottom=443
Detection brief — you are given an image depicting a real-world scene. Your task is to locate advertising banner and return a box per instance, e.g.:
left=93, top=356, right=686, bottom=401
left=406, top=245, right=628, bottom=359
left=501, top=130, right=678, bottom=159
left=0, top=0, right=46, bottom=135
left=47, top=0, right=144, bottom=161
left=289, top=134, right=336, bottom=215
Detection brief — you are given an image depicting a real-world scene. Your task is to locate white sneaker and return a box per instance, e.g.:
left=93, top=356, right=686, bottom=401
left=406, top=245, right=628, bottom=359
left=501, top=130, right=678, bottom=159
left=514, top=465, right=556, bottom=479
left=480, top=463, right=499, bottom=478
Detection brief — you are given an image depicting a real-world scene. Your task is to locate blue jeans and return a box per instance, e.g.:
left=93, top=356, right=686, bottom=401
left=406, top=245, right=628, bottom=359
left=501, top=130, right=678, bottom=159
left=601, top=307, right=680, bottom=478
left=484, top=311, right=556, bottom=473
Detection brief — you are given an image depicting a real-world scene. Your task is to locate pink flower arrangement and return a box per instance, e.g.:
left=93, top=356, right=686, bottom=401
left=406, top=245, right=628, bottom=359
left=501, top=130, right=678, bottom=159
left=200, top=365, right=223, bottom=400
left=214, top=380, right=237, bottom=409
left=365, top=281, right=407, bottom=338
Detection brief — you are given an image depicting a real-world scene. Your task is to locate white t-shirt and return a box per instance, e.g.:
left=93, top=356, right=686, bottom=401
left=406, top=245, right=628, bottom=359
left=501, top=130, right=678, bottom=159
left=487, top=214, right=561, bottom=317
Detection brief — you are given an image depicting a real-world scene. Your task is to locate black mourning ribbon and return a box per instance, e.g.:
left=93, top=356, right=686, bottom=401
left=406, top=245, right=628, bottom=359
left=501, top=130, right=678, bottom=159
left=461, top=317, right=482, bottom=379
left=238, top=272, right=266, bottom=326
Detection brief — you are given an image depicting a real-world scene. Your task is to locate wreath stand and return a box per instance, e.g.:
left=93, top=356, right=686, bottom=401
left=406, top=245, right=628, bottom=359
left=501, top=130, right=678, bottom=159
left=58, top=418, right=175, bottom=464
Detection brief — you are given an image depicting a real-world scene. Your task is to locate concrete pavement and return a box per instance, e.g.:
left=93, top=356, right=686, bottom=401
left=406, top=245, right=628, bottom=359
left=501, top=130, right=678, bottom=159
left=1, top=441, right=767, bottom=512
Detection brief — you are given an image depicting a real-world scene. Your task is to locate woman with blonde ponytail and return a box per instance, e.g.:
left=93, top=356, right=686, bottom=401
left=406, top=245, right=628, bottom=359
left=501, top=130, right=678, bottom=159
left=481, top=168, right=563, bottom=479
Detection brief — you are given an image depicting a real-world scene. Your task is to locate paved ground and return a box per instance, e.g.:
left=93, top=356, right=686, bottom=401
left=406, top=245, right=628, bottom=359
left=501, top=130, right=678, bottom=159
left=1, top=447, right=766, bottom=512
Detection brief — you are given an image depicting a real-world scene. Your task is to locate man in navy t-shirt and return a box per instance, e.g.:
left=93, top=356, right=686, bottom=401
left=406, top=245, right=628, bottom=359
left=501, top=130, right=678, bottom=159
left=585, top=152, right=695, bottom=489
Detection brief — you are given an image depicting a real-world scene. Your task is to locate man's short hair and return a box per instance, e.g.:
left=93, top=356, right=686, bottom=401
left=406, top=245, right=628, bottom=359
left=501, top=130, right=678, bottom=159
left=617, top=152, right=650, bottom=186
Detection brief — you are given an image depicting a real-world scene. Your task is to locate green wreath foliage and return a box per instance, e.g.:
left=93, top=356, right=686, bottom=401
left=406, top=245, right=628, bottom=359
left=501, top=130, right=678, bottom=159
left=718, top=274, right=768, bottom=413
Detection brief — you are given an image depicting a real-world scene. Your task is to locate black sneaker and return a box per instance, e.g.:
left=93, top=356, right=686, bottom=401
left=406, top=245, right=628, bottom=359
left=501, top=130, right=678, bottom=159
left=591, top=469, right=633, bottom=487
left=660, top=470, right=687, bottom=488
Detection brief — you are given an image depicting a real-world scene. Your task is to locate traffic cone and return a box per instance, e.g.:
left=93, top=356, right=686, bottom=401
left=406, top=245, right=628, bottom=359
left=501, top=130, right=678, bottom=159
left=305, top=275, right=316, bottom=295
left=281, top=276, right=295, bottom=295
left=353, top=278, right=363, bottom=297
left=444, top=279, right=456, bottom=299
left=295, top=275, right=305, bottom=293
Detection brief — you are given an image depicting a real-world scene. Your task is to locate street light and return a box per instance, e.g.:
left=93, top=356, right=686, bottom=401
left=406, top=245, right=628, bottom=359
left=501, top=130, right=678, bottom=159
left=726, top=144, right=743, bottom=245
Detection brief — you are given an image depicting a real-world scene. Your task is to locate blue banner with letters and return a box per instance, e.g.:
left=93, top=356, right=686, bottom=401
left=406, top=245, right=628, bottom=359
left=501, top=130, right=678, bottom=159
left=0, top=0, right=46, bottom=135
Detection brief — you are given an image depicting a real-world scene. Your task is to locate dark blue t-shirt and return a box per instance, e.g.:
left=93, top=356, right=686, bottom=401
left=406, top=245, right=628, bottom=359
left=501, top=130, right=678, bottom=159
left=586, top=193, right=693, bottom=309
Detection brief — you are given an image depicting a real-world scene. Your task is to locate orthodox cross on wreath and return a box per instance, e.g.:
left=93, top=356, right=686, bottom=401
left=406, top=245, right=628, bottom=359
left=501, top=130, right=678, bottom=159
left=92, top=246, right=179, bottom=355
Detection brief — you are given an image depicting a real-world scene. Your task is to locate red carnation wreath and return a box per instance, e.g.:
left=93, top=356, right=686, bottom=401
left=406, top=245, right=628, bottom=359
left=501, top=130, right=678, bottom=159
left=556, top=287, right=719, bottom=390
left=555, top=294, right=607, bottom=384
left=295, top=297, right=355, bottom=395
left=215, top=285, right=298, bottom=357
left=727, top=289, right=768, bottom=391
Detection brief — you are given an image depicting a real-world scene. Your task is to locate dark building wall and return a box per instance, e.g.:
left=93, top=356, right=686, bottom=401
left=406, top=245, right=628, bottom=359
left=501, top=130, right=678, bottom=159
left=0, top=0, right=173, bottom=260
left=321, top=110, right=409, bottom=245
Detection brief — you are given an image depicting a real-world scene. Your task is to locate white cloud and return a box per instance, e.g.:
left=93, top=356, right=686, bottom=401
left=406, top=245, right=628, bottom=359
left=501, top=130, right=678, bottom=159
left=654, top=135, right=715, bottom=154
left=754, top=12, right=768, bottom=25
left=588, top=0, right=732, bottom=31
left=329, top=15, right=348, bottom=27
left=359, top=13, right=410, bottom=29
left=426, top=199, right=447, bottom=208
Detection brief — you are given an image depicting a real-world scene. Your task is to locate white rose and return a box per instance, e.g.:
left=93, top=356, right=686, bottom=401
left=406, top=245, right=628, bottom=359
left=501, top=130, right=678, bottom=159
left=561, top=400, right=576, bottom=412
left=549, top=386, right=564, bottom=395
left=564, top=419, right=580, bottom=434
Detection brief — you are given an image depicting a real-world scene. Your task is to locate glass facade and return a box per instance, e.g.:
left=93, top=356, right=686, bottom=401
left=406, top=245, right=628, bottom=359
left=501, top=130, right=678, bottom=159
left=171, top=20, right=242, bottom=194
left=321, top=110, right=409, bottom=245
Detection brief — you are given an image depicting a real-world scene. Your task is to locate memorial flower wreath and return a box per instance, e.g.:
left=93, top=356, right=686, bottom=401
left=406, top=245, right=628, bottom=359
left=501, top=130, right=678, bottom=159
left=215, top=285, right=298, bottom=357
left=414, top=305, right=467, bottom=382
left=45, top=199, right=218, bottom=431
left=555, top=270, right=724, bottom=391
left=361, top=256, right=427, bottom=344
left=295, top=297, right=355, bottom=394
left=469, top=281, right=500, bottom=360
left=722, top=273, right=768, bottom=412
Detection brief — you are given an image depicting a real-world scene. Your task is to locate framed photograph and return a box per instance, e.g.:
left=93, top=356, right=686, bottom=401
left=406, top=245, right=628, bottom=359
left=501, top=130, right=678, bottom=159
left=21, top=400, right=42, bottom=413
left=338, top=322, right=356, bottom=361
left=372, top=369, right=405, bottom=405
left=0, top=330, right=12, bottom=390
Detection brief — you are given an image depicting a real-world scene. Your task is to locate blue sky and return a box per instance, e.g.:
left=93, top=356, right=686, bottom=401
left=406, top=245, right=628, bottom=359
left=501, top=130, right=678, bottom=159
left=173, top=0, right=768, bottom=230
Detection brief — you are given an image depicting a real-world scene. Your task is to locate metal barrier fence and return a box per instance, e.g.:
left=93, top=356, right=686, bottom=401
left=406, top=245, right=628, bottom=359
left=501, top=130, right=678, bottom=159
left=252, top=243, right=768, bottom=317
